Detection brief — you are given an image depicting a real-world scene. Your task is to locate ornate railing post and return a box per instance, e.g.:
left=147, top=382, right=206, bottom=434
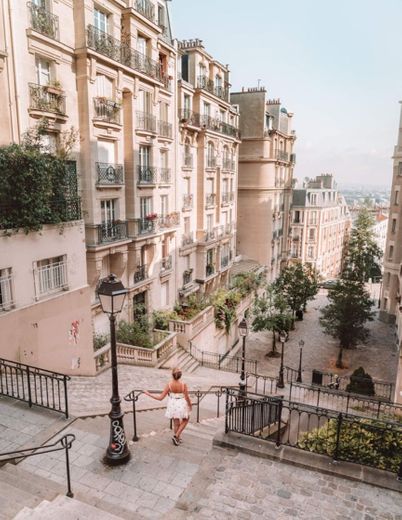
left=333, top=412, right=343, bottom=462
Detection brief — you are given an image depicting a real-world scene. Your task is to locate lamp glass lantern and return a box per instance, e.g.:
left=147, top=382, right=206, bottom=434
left=97, top=274, right=127, bottom=315
left=279, top=330, right=287, bottom=343
left=299, top=339, right=305, bottom=349
left=238, top=318, right=249, bottom=337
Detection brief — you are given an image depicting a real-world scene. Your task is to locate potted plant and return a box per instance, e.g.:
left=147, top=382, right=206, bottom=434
left=145, top=212, right=158, bottom=221
left=46, top=80, right=63, bottom=95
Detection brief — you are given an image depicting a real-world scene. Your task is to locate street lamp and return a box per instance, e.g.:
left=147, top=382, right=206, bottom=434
left=97, top=273, right=130, bottom=466
left=297, top=340, right=304, bottom=383
left=238, top=318, right=248, bottom=398
left=277, top=330, right=287, bottom=389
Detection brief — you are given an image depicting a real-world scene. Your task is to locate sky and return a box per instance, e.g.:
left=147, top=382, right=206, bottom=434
left=169, top=0, right=402, bottom=188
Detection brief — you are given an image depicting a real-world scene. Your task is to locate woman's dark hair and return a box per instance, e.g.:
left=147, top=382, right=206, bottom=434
left=172, top=368, right=182, bottom=380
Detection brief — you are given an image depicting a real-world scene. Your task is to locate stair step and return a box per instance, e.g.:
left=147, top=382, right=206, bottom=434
left=0, top=479, right=42, bottom=517
left=0, top=464, right=63, bottom=501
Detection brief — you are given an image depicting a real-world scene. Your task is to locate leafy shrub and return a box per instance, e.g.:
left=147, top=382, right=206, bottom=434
left=298, top=417, right=402, bottom=472
left=231, top=272, right=263, bottom=297
left=152, top=310, right=171, bottom=331
left=116, top=319, right=153, bottom=349
left=211, top=289, right=242, bottom=333
left=346, top=367, right=375, bottom=396
left=93, top=333, right=109, bottom=351
left=172, top=294, right=209, bottom=320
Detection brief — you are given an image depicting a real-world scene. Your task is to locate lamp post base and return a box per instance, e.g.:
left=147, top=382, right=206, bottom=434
left=103, top=411, right=131, bottom=466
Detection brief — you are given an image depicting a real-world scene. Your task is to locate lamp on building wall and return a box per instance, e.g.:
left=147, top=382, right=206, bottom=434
left=97, top=273, right=130, bottom=465
left=238, top=318, right=249, bottom=398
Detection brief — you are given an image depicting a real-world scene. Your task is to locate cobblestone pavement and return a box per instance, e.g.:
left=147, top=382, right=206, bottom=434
left=246, top=290, right=398, bottom=384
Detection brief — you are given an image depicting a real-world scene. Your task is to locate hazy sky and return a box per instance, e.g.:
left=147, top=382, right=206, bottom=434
left=170, top=0, right=402, bottom=187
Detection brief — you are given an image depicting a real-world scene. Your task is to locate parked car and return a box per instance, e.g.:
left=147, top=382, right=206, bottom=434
left=319, top=279, right=338, bottom=290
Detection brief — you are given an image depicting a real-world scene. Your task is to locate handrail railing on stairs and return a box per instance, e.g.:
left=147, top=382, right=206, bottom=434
left=0, top=357, right=70, bottom=418
left=0, top=434, right=76, bottom=497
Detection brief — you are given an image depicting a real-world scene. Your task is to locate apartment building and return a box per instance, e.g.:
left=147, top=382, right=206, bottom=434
left=373, top=212, right=388, bottom=257
left=176, top=39, right=240, bottom=297
left=230, top=88, right=295, bottom=281
left=290, top=175, right=351, bottom=279
left=380, top=103, right=402, bottom=403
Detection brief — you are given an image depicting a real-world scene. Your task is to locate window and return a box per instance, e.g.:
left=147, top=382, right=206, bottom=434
left=94, top=8, right=108, bottom=33
left=95, top=75, right=113, bottom=98
left=160, top=195, right=168, bottom=217
left=307, top=246, right=314, bottom=259
left=98, top=140, right=115, bottom=163
left=293, top=211, right=300, bottom=223
left=309, top=228, right=315, bottom=241
left=207, top=142, right=215, bottom=167
left=392, top=219, right=397, bottom=233
left=138, top=90, right=152, bottom=113
left=140, top=197, right=152, bottom=219
left=198, top=63, right=206, bottom=78
left=161, top=281, right=169, bottom=307
left=203, top=102, right=210, bottom=118
left=160, top=102, right=169, bottom=122
left=310, top=194, right=317, bottom=205
left=215, top=75, right=222, bottom=88
left=36, top=256, right=67, bottom=296
left=310, top=211, right=317, bottom=225
left=157, top=4, right=165, bottom=27
left=184, top=217, right=190, bottom=234
left=36, top=57, right=51, bottom=86
left=101, top=199, right=116, bottom=229
left=395, top=190, right=400, bottom=206
left=389, top=245, right=394, bottom=260
left=137, top=35, right=147, bottom=56
left=139, top=145, right=150, bottom=168
left=398, top=163, right=402, bottom=176
left=0, top=268, right=13, bottom=311
left=42, top=133, right=58, bottom=154
left=183, top=94, right=191, bottom=113
left=207, top=214, right=213, bottom=231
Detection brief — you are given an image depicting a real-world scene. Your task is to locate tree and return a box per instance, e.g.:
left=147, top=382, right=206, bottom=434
left=320, top=279, right=375, bottom=368
left=301, top=264, right=319, bottom=311
left=343, top=208, right=382, bottom=282
left=252, top=284, right=292, bottom=357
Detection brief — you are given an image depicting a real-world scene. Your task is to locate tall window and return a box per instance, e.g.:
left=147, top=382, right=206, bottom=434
left=392, top=218, right=397, bottom=233
left=139, top=145, right=150, bottom=167
left=137, top=35, right=147, bottom=56
left=160, top=195, right=168, bottom=217
left=101, top=199, right=116, bottom=224
left=294, top=211, right=300, bottom=223
left=97, top=140, right=115, bottom=164
left=157, top=4, right=165, bottom=26
left=310, top=194, right=317, bottom=206
left=389, top=245, right=394, bottom=260
left=138, top=90, right=152, bottom=113
left=215, top=75, right=222, bottom=88
left=94, top=8, right=108, bottom=32
left=207, top=142, right=215, bottom=167
left=395, top=190, right=400, bottom=206
left=95, top=74, right=113, bottom=98
left=198, top=63, right=206, bottom=78
left=36, top=256, right=67, bottom=296
left=140, top=197, right=152, bottom=219
left=207, top=214, right=213, bottom=231
left=307, top=246, right=314, bottom=259
left=183, top=94, right=191, bottom=113
left=203, top=102, right=210, bottom=118
left=160, top=102, right=169, bottom=122
left=0, top=268, right=13, bottom=311
left=36, top=57, right=51, bottom=85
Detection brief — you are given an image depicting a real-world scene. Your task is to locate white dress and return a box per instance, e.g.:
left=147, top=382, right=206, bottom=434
left=165, top=383, right=190, bottom=420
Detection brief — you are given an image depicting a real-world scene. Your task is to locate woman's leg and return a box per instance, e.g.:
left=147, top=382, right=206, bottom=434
left=175, top=418, right=189, bottom=439
left=173, top=418, right=180, bottom=435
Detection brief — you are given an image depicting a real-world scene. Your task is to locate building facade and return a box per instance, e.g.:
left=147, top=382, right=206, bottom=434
left=230, top=88, right=295, bottom=281
left=372, top=212, right=388, bottom=257
left=290, top=175, right=350, bottom=279
left=176, top=39, right=240, bottom=298
left=379, top=104, right=402, bottom=403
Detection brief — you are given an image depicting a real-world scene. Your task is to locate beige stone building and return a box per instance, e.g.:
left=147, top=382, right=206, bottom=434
left=176, top=39, right=240, bottom=298
left=230, top=88, right=295, bottom=281
left=379, top=103, right=402, bottom=403
left=290, top=175, right=351, bottom=279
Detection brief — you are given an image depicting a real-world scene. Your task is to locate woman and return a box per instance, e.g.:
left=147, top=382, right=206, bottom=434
left=144, top=368, right=192, bottom=446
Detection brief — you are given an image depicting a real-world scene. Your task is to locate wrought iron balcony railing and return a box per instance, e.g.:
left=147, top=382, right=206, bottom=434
left=158, top=120, right=172, bottom=138
left=96, top=162, right=124, bottom=185
left=161, top=255, right=173, bottom=272
left=134, top=0, right=155, bottom=22
left=159, top=168, right=171, bottom=184
left=183, top=194, right=193, bottom=210
left=28, top=2, right=59, bottom=40
left=123, top=47, right=162, bottom=80
left=182, top=232, right=194, bottom=247
left=275, top=150, right=290, bottom=162
left=221, top=192, right=232, bottom=205
left=29, top=83, right=66, bottom=115
left=97, top=221, right=128, bottom=244
left=135, top=218, right=156, bottom=236
left=197, top=75, right=214, bottom=93
left=178, top=109, right=201, bottom=127
left=137, top=166, right=157, bottom=184
left=205, top=193, right=216, bottom=207
left=183, top=153, right=193, bottom=168
left=133, top=264, right=147, bottom=285
left=220, top=121, right=240, bottom=139
left=183, top=269, right=193, bottom=286
left=93, top=97, right=121, bottom=124
left=204, top=229, right=216, bottom=242
left=159, top=212, right=180, bottom=229
left=214, top=85, right=229, bottom=101
left=137, top=111, right=156, bottom=132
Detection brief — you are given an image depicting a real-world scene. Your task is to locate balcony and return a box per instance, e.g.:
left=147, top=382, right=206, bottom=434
left=37, top=261, right=67, bottom=296
left=28, top=2, right=59, bottom=40
left=96, top=162, right=124, bottom=185
left=178, top=109, right=201, bottom=127
left=182, top=232, right=194, bottom=247
left=275, top=150, right=290, bottom=162
left=158, top=120, right=172, bottom=139
left=183, top=153, right=193, bottom=168
left=137, top=111, right=156, bottom=133
left=205, top=193, right=216, bottom=208
left=97, top=221, right=128, bottom=244
left=159, top=168, right=171, bottom=184
left=161, top=255, right=173, bottom=273
left=182, top=194, right=193, bottom=210
left=183, top=269, right=193, bottom=286
left=133, top=264, right=148, bottom=285
left=221, top=192, right=234, bottom=205
left=93, top=97, right=121, bottom=124
left=220, top=122, right=240, bottom=139
left=159, top=212, right=180, bottom=230
left=28, top=83, right=66, bottom=115
left=134, top=0, right=155, bottom=22
left=137, top=166, right=157, bottom=185
left=200, top=115, right=240, bottom=139
left=196, top=76, right=229, bottom=102
left=204, top=229, right=217, bottom=242
left=214, top=85, right=229, bottom=101
left=135, top=218, right=157, bottom=236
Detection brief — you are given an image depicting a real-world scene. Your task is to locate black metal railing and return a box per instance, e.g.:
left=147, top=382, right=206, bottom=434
left=29, top=83, right=66, bottom=114
left=158, top=120, right=172, bottom=138
left=225, top=388, right=402, bottom=476
left=50, top=197, right=82, bottom=222
left=96, top=162, right=124, bottom=185
left=28, top=1, right=59, bottom=40
left=133, top=264, right=147, bottom=285
left=189, top=342, right=258, bottom=374
left=123, top=47, right=162, bottom=80
left=134, top=0, right=155, bottom=22
left=135, top=218, right=156, bottom=235
left=183, top=269, right=193, bottom=286
left=161, top=255, right=172, bottom=272
left=0, top=434, right=75, bottom=497
left=178, top=109, right=201, bottom=127
left=137, top=165, right=157, bottom=184
left=197, top=75, right=215, bottom=93
left=0, top=357, right=70, bottom=418
left=159, top=168, right=171, bottom=184
left=97, top=221, right=128, bottom=244
left=93, top=97, right=121, bottom=124
left=137, top=111, right=156, bottom=132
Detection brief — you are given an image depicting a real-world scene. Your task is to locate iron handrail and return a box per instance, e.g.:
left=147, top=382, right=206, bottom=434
left=0, top=357, right=70, bottom=418
left=0, top=434, right=76, bottom=497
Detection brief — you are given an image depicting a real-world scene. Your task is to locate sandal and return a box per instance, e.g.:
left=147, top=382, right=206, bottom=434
left=172, top=436, right=179, bottom=446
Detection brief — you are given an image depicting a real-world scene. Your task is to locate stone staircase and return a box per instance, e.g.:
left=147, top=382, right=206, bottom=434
left=158, top=345, right=199, bottom=373
left=0, top=410, right=224, bottom=519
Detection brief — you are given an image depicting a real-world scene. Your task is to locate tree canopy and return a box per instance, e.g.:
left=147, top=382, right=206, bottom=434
left=274, top=262, right=319, bottom=315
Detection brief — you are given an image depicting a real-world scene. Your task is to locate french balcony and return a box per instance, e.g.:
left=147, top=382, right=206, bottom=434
left=137, top=111, right=156, bottom=133
left=204, top=229, right=216, bottom=242
left=199, top=115, right=240, bottom=139
left=221, top=192, right=234, bottom=205
left=183, top=269, right=193, bottom=286
left=28, top=2, right=59, bottom=40
left=197, top=75, right=214, bottom=93
left=183, top=153, right=193, bottom=168
left=28, top=83, right=66, bottom=115
left=159, top=120, right=172, bottom=139
left=220, top=121, right=240, bottom=139
left=137, top=166, right=158, bottom=185
left=182, top=194, right=193, bottom=210
left=133, top=264, right=148, bottom=285
left=134, top=0, right=155, bottom=22
left=275, top=150, right=290, bottom=162
left=93, top=97, right=121, bottom=124
left=160, top=255, right=173, bottom=273
left=182, top=232, right=194, bottom=247
left=214, top=85, right=229, bottom=101
left=159, top=168, right=171, bottom=184
left=96, top=162, right=124, bottom=185
left=205, top=193, right=216, bottom=208
left=97, top=221, right=128, bottom=244
left=135, top=217, right=157, bottom=236
left=206, top=263, right=215, bottom=278
left=178, top=109, right=201, bottom=127
left=159, top=212, right=180, bottom=229
left=123, top=48, right=162, bottom=81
